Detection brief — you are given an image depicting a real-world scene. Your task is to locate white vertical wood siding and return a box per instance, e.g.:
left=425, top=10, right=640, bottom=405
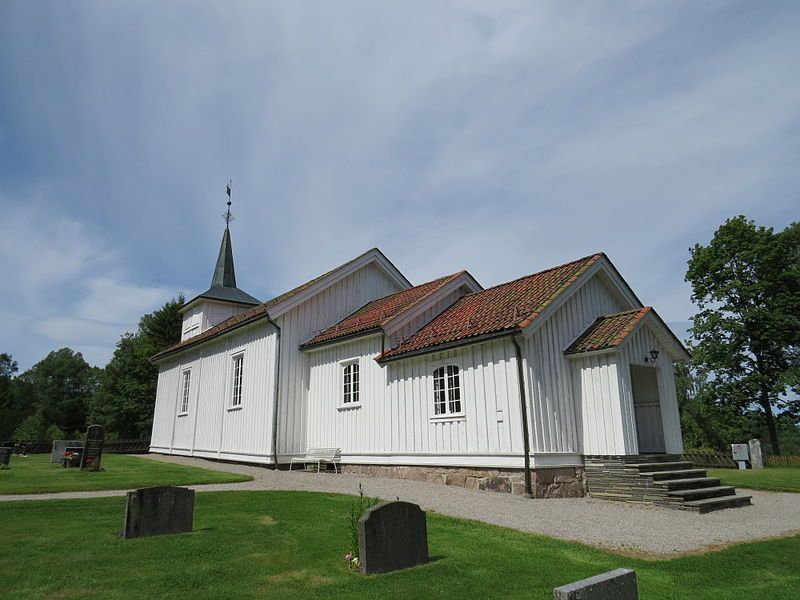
left=150, top=321, right=278, bottom=462
left=306, top=337, right=525, bottom=466
left=274, top=263, right=403, bottom=458
left=523, top=274, right=626, bottom=454
left=570, top=354, right=633, bottom=455
left=616, top=323, right=684, bottom=454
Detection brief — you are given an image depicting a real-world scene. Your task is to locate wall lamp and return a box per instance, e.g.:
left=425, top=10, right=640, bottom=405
left=644, top=349, right=659, bottom=363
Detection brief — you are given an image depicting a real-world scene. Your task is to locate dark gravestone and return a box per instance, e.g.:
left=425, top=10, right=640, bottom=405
left=553, top=568, right=638, bottom=600
left=358, top=501, right=428, bottom=574
left=122, top=486, right=194, bottom=539
left=0, top=448, right=10, bottom=468
left=80, top=425, right=105, bottom=471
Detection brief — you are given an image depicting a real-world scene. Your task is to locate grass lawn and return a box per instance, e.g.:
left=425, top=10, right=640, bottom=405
left=1, top=491, right=798, bottom=600
left=0, top=454, right=252, bottom=495
left=709, top=467, right=800, bottom=493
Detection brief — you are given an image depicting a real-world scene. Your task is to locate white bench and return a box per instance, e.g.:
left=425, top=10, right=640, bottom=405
left=289, top=448, right=341, bottom=473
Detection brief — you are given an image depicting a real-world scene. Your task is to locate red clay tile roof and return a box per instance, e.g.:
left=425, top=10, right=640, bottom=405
left=301, top=272, right=466, bottom=349
left=564, top=307, right=652, bottom=355
left=377, top=253, right=604, bottom=362
left=152, top=248, right=396, bottom=361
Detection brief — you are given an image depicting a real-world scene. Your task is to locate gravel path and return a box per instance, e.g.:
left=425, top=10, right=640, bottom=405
left=2, top=453, right=799, bottom=557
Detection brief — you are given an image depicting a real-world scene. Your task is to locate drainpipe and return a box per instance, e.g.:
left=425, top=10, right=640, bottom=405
left=510, top=333, right=533, bottom=499
left=266, top=315, right=282, bottom=469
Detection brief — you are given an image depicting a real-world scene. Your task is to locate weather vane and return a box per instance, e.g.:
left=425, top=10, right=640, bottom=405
left=223, top=179, right=235, bottom=227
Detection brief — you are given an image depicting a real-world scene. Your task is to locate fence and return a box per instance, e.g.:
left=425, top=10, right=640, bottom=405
left=1, top=440, right=151, bottom=455
left=765, top=455, right=800, bottom=468
left=683, top=449, right=800, bottom=469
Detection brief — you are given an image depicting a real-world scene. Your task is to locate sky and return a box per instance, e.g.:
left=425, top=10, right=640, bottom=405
left=1, top=1, right=798, bottom=372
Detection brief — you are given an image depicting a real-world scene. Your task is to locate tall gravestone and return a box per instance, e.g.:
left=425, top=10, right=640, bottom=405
left=122, top=486, right=195, bottom=539
left=553, top=568, right=638, bottom=600
left=748, top=439, right=764, bottom=469
left=0, top=447, right=10, bottom=468
left=358, top=501, right=428, bottom=574
left=80, top=425, right=105, bottom=471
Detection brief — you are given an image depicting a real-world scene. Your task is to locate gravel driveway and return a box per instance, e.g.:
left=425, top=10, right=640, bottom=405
left=2, top=453, right=798, bottom=557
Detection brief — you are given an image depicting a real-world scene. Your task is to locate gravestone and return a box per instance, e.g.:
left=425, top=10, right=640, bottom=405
left=0, top=448, right=10, bottom=468
left=80, top=425, right=105, bottom=471
left=122, top=486, right=194, bottom=539
left=731, top=443, right=749, bottom=470
left=358, top=501, right=428, bottom=574
left=51, top=440, right=84, bottom=464
left=748, top=439, right=764, bottom=469
left=553, top=568, right=638, bottom=600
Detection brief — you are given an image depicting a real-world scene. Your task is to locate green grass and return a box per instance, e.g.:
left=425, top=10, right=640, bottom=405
left=709, top=467, right=800, bottom=493
left=1, top=491, right=798, bottom=599
left=0, top=454, right=252, bottom=494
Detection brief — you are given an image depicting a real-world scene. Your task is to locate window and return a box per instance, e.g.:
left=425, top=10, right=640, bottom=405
left=433, top=364, right=461, bottom=416
left=179, top=369, right=191, bottom=414
left=231, top=353, right=244, bottom=407
left=342, top=361, right=360, bottom=405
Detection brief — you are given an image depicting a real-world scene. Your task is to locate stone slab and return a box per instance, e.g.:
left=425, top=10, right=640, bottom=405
left=748, top=439, right=764, bottom=469
left=553, top=568, right=638, bottom=600
left=358, top=501, right=428, bottom=574
left=0, top=448, right=10, bottom=467
left=121, top=486, right=194, bottom=539
left=51, top=440, right=84, bottom=464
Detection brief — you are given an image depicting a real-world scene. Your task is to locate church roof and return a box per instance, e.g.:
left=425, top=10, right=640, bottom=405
left=377, top=254, right=604, bottom=362
left=564, top=307, right=652, bottom=355
left=153, top=248, right=408, bottom=361
left=300, top=271, right=467, bottom=350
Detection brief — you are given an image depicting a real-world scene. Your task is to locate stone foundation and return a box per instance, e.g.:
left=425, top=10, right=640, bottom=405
left=341, top=464, right=586, bottom=498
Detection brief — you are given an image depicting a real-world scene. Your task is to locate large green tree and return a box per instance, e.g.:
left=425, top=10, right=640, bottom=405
left=89, top=296, right=183, bottom=439
left=17, top=348, right=100, bottom=437
left=686, top=216, right=800, bottom=454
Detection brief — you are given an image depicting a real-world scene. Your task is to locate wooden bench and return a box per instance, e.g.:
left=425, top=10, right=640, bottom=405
left=289, top=448, right=342, bottom=473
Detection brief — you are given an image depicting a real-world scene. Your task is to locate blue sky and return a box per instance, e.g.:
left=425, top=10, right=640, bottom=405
left=1, top=1, right=798, bottom=371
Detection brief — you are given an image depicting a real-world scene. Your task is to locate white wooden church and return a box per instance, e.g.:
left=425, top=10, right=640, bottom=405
left=150, top=216, right=690, bottom=498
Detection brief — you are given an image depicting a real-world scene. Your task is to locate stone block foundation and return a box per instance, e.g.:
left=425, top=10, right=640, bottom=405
left=341, top=464, right=586, bottom=498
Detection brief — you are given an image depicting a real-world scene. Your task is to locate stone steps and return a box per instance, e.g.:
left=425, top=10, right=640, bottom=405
left=585, top=455, right=751, bottom=513
left=683, top=494, right=753, bottom=514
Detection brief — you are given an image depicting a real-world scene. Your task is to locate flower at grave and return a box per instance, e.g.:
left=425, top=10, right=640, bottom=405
left=344, top=553, right=353, bottom=562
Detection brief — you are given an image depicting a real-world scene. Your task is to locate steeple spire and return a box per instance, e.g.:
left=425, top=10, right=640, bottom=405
left=183, top=181, right=259, bottom=307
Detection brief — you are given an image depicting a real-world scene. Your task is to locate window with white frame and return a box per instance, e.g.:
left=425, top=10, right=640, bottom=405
left=342, top=361, right=360, bottom=405
left=433, top=364, right=462, bottom=416
left=179, top=369, right=191, bottom=414
left=231, top=353, right=244, bottom=407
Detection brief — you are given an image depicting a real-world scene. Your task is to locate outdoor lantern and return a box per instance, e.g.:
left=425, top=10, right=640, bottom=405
left=645, top=349, right=659, bottom=363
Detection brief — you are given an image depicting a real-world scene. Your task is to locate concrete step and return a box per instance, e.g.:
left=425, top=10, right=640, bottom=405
left=657, top=477, right=721, bottom=491
left=632, top=461, right=693, bottom=472
left=683, top=494, right=752, bottom=514
left=667, top=485, right=736, bottom=501
left=647, top=468, right=707, bottom=481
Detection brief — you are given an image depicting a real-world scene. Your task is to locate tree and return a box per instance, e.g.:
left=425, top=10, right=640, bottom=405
left=89, top=296, right=184, bottom=439
left=0, top=353, right=30, bottom=439
left=19, top=348, right=100, bottom=437
left=686, top=216, right=800, bottom=454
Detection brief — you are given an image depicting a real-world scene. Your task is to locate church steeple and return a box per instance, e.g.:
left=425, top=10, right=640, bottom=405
left=210, top=227, right=237, bottom=289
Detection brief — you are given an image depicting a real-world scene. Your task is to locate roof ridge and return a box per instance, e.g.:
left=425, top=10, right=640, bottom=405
left=458, top=253, right=604, bottom=299
left=379, top=270, right=468, bottom=327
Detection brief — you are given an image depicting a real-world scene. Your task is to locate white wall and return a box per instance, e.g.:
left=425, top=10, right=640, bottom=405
left=306, top=336, right=531, bottom=467
left=616, top=322, right=684, bottom=454
left=272, top=262, right=403, bottom=459
left=180, top=300, right=251, bottom=341
left=522, top=273, right=627, bottom=455
left=150, top=320, right=278, bottom=463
